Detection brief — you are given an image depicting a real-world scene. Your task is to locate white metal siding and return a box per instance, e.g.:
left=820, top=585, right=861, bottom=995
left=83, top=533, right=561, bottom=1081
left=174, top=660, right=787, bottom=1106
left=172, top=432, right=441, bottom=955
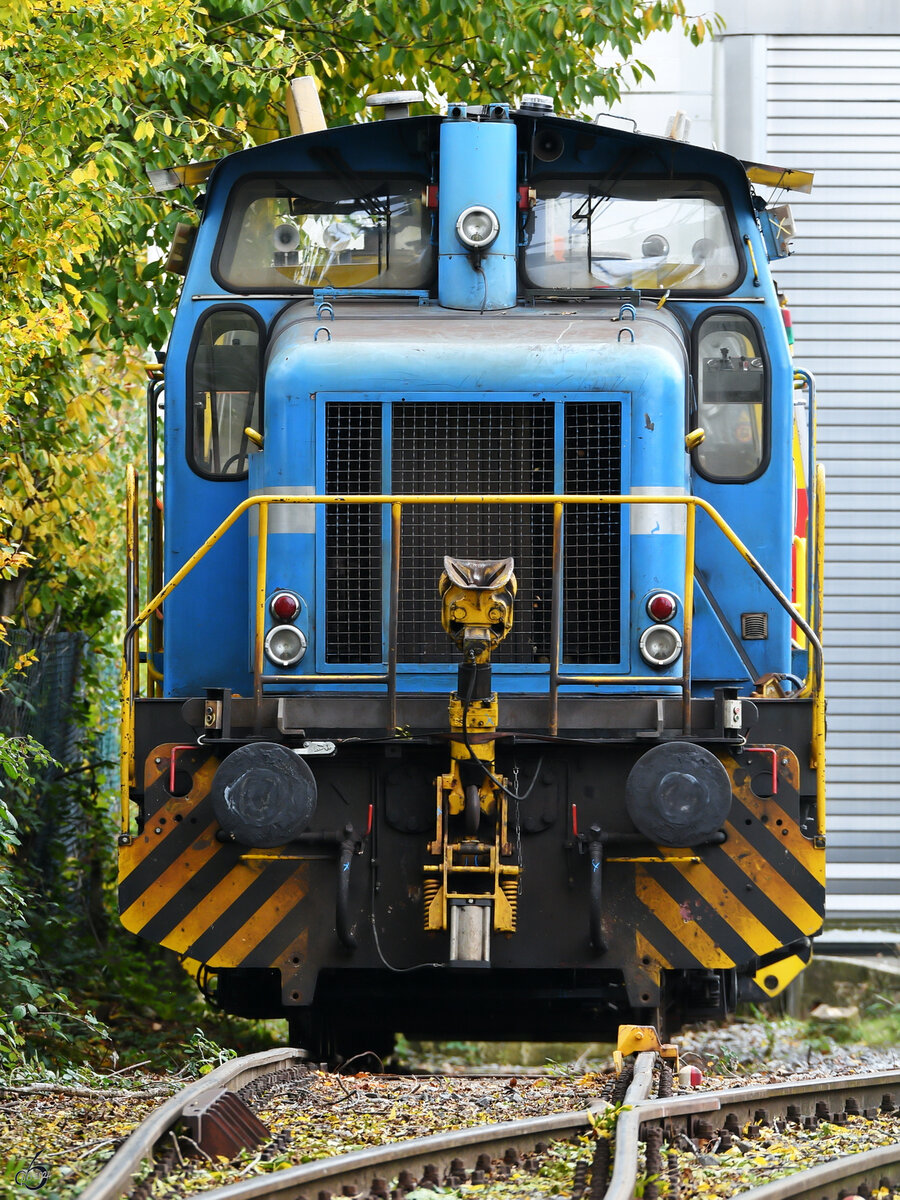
left=766, top=36, right=900, bottom=919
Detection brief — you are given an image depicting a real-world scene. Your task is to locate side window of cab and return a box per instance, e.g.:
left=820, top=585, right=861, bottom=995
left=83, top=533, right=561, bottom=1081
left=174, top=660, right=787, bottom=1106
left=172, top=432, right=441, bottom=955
left=188, top=308, right=263, bottom=479
left=693, top=312, right=767, bottom=481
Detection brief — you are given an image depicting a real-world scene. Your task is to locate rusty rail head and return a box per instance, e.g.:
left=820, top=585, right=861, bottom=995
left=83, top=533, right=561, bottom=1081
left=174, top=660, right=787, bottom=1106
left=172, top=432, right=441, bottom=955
left=181, top=1090, right=269, bottom=1160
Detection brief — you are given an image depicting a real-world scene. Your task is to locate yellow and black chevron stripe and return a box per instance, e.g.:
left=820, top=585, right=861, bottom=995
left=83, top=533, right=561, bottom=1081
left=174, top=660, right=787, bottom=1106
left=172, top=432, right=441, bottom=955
left=634, top=747, right=825, bottom=997
left=119, top=744, right=312, bottom=989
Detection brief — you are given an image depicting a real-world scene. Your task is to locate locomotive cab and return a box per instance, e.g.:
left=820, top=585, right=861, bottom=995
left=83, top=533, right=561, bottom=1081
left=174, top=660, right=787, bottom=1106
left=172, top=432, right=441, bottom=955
left=120, top=91, right=825, bottom=1058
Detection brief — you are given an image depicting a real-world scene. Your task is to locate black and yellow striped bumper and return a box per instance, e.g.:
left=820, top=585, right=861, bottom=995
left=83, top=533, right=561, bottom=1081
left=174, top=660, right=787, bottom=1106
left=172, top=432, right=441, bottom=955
left=631, top=746, right=823, bottom=1000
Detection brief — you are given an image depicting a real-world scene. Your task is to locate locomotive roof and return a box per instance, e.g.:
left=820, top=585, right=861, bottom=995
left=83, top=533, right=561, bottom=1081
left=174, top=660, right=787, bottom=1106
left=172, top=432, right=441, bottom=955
left=150, top=105, right=811, bottom=199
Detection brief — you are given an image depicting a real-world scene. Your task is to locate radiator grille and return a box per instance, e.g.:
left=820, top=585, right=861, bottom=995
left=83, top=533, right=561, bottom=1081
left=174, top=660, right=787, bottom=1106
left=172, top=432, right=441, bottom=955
left=563, top=402, right=622, bottom=663
left=325, top=403, right=382, bottom=663
left=324, top=400, right=621, bottom=666
left=393, top=403, right=555, bottom=663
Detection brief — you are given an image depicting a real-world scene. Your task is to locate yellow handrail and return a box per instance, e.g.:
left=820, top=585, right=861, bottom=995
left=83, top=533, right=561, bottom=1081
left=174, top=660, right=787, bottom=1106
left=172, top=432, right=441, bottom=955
left=125, top=492, right=823, bottom=664
left=792, top=370, right=821, bottom=697
left=683, top=502, right=697, bottom=732
left=121, top=464, right=137, bottom=836
left=812, top=463, right=827, bottom=837
left=120, top=490, right=825, bottom=834
left=253, top=502, right=268, bottom=708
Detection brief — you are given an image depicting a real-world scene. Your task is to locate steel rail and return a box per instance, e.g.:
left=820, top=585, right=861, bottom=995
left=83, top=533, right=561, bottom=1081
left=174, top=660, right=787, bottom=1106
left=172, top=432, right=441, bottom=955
left=191, top=1067, right=900, bottom=1200
left=79, top=1048, right=306, bottom=1200
left=80, top=1057, right=900, bottom=1200
left=735, top=1141, right=900, bottom=1200
left=183, top=1103, right=600, bottom=1200
left=602, top=1050, right=658, bottom=1200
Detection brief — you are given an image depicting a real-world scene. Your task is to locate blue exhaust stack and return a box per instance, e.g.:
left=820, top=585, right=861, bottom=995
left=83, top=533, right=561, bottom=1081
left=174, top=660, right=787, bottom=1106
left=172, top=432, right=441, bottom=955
left=437, top=103, right=517, bottom=310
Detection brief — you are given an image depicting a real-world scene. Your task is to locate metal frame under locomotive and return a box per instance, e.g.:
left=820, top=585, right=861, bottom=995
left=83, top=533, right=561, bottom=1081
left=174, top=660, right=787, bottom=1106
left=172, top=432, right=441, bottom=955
left=120, top=91, right=826, bottom=1057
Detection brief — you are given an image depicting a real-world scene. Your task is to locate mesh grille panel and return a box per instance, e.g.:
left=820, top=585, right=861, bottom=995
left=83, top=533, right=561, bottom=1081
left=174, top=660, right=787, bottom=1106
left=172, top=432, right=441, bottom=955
left=393, top=403, right=555, bottom=663
left=563, top=402, right=622, bottom=663
left=324, top=399, right=622, bottom=666
left=325, top=403, right=382, bottom=662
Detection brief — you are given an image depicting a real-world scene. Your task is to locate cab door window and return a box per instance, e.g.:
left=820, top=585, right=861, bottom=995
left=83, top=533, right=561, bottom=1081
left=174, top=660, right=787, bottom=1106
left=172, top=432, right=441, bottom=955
left=694, top=312, right=767, bottom=480
left=189, top=309, right=262, bottom=479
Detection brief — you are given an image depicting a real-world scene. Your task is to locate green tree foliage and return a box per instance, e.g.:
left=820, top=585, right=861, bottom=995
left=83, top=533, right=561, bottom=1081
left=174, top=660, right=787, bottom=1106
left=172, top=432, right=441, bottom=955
left=0, top=0, right=193, bottom=628
left=1, top=0, right=706, bottom=629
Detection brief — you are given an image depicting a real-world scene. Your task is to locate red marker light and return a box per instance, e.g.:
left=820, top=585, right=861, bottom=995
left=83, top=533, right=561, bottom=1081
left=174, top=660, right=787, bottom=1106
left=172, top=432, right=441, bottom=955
left=678, top=1064, right=703, bottom=1088
left=271, top=591, right=301, bottom=621
left=647, top=592, right=677, bottom=622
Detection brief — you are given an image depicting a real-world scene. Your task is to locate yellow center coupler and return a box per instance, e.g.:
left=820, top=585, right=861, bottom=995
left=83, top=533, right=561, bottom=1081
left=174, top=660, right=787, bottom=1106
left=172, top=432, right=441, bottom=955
left=426, top=555, right=521, bottom=963
left=440, top=553, right=517, bottom=833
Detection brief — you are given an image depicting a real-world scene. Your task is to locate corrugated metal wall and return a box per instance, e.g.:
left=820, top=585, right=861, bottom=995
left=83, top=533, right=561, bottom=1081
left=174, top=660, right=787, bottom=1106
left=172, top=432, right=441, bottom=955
left=766, top=35, right=900, bottom=920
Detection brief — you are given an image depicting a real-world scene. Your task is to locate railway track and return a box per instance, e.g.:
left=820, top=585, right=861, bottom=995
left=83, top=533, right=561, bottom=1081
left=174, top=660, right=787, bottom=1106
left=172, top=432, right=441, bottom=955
left=79, top=1047, right=900, bottom=1200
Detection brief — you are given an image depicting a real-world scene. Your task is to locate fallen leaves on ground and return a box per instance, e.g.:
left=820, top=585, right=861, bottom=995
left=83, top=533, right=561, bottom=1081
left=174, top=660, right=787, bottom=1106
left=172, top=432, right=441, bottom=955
left=131, top=1069, right=610, bottom=1197
left=0, top=1068, right=609, bottom=1198
left=667, top=1111, right=900, bottom=1198
left=0, top=1081, right=171, bottom=1199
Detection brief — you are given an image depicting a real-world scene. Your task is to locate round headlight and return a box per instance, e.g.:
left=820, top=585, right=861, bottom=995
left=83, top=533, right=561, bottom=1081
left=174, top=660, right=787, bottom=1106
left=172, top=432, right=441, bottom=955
left=456, top=205, right=500, bottom=250
left=265, top=624, right=307, bottom=668
left=639, top=623, right=683, bottom=669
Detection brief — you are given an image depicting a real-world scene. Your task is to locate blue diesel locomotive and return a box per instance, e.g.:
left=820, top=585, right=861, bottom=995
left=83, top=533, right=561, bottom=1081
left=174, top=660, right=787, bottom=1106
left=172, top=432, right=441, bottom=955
left=120, top=88, right=825, bottom=1057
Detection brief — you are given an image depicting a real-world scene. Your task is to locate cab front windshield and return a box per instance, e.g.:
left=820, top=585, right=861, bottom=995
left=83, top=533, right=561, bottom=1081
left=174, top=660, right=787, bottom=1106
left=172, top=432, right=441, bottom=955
left=522, top=179, right=740, bottom=292
left=216, top=176, right=433, bottom=291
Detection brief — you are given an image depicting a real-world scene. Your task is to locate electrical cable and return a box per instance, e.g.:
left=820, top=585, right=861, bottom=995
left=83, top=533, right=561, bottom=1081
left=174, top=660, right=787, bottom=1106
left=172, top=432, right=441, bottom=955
left=460, top=651, right=543, bottom=802
left=368, top=652, right=542, bottom=971
left=476, top=261, right=488, bottom=314
left=368, top=816, right=443, bottom=974
left=779, top=673, right=805, bottom=692
left=369, top=910, right=443, bottom=973
left=192, top=960, right=220, bottom=1007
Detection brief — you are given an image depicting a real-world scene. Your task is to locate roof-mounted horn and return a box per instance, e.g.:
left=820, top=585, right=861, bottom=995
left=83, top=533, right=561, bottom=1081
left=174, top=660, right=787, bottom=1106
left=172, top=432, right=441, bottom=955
left=366, top=90, right=424, bottom=120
